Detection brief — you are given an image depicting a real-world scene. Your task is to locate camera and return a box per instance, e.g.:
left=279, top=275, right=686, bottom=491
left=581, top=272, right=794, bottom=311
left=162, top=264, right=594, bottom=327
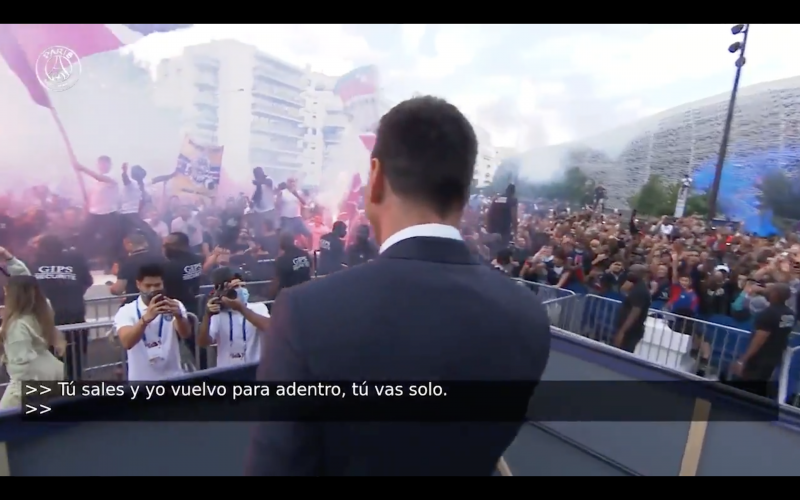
left=130, top=165, right=147, bottom=183
left=207, top=284, right=238, bottom=315
left=213, top=283, right=239, bottom=300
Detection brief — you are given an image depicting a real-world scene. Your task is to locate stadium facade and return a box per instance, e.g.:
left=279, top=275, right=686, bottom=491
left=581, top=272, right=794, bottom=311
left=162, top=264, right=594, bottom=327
left=516, top=76, right=800, bottom=208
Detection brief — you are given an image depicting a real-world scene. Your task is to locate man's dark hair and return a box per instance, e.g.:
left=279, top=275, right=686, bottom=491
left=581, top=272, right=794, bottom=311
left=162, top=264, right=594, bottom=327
left=125, top=231, right=148, bottom=249
left=279, top=231, right=295, bottom=251
left=496, top=248, right=513, bottom=265
left=505, top=184, right=515, bottom=197
left=211, top=266, right=242, bottom=287
left=98, top=155, right=111, bottom=164
left=37, top=234, right=64, bottom=256
left=372, top=95, right=477, bottom=217
left=769, top=282, right=791, bottom=304
left=168, top=232, right=191, bottom=249
left=136, top=263, right=164, bottom=281
left=332, top=221, right=347, bottom=237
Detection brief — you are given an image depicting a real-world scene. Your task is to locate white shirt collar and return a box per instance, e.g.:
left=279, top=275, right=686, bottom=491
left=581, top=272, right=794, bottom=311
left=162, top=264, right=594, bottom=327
left=379, top=223, right=463, bottom=254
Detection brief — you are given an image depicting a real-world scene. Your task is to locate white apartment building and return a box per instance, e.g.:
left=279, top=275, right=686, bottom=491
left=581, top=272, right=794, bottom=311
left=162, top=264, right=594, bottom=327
left=305, top=71, right=395, bottom=182
left=304, top=72, right=349, bottom=182
left=153, top=40, right=319, bottom=188
left=472, top=125, right=500, bottom=187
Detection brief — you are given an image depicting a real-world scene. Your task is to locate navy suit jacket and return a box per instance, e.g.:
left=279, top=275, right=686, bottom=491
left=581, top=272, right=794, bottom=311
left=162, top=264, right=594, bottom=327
left=246, top=235, right=551, bottom=476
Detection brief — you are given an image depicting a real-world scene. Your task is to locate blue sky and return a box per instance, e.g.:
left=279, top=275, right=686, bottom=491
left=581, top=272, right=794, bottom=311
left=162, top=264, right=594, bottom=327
left=125, top=23, right=800, bottom=150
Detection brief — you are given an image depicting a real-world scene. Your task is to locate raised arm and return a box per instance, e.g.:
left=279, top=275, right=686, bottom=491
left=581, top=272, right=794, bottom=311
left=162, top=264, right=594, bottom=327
left=0, top=247, right=30, bottom=276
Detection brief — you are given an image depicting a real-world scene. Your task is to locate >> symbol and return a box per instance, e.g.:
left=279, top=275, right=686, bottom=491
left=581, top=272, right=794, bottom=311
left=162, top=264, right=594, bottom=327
left=25, top=405, right=37, bottom=415
left=39, top=405, right=51, bottom=415
left=25, top=385, right=37, bottom=395
left=39, top=386, right=51, bottom=395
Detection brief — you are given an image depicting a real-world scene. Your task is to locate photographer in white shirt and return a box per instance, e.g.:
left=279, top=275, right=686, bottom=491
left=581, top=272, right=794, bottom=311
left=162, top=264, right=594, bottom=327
left=197, top=267, right=270, bottom=368
left=113, top=262, right=193, bottom=381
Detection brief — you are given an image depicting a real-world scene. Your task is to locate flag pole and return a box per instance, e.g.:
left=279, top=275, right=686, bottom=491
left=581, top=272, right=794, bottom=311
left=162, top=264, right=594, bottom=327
left=48, top=106, right=88, bottom=206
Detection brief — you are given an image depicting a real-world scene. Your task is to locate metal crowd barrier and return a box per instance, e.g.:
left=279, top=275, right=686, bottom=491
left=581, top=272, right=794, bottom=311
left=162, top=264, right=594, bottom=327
left=546, top=294, right=753, bottom=377
left=512, top=279, right=576, bottom=304
left=544, top=293, right=800, bottom=405
left=0, top=280, right=275, bottom=394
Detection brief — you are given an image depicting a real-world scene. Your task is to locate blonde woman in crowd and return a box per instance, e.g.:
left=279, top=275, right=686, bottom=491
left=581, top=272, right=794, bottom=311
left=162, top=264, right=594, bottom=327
left=0, top=246, right=65, bottom=410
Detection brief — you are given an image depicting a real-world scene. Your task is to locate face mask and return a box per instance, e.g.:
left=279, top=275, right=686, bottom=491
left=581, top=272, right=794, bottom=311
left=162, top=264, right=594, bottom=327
left=236, top=287, right=250, bottom=304
left=140, top=289, right=162, bottom=304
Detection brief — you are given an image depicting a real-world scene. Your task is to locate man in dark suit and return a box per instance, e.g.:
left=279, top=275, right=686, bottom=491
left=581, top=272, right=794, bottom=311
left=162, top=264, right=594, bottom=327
left=246, top=95, right=552, bottom=476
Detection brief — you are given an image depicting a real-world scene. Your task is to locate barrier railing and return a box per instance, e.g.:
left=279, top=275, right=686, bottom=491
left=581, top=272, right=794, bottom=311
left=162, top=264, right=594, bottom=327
left=545, top=293, right=800, bottom=405
left=513, top=279, right=575, bottom=303
left=13, top=276, right=800, bottom=405
left=0, top=280, right=275, bottom=391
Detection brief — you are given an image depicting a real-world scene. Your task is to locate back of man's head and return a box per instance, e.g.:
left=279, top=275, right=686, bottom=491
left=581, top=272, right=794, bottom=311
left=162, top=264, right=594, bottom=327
left=371, top=95, right=477, bottom=218
left=167, top=231, right=191, bottom=250
left=125, top=231, right=148, bottom=250
left=278, top=231, right=295, bottom=251
left=37, top=234, right=64, bottom=257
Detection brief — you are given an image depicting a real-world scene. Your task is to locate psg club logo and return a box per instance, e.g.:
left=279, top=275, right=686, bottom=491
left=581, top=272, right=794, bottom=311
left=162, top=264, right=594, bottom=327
left=35, top=45, right=82, bottom=92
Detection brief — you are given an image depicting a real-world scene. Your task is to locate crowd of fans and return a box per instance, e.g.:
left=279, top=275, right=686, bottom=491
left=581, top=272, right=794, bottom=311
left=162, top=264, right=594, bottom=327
left=475, top=184, right=798, bottom=400
left=0, top=153, right=796, bottom=404
left=0, top=158, right=382, bottom=395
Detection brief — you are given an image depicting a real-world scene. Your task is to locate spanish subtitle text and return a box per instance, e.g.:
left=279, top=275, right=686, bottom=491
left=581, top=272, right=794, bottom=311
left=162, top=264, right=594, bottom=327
left=54, top=381, right=447, bottom=401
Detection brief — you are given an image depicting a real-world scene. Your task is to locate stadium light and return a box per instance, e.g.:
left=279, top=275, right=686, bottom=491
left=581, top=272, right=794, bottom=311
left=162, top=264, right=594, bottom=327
left=707, top=24, right=750, bottom=220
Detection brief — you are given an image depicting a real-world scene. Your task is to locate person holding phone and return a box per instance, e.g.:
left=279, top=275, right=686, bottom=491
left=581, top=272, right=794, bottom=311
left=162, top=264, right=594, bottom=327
left=113, top=263, right=192, bottom=381
left=196, top=268, right=270, bottom=368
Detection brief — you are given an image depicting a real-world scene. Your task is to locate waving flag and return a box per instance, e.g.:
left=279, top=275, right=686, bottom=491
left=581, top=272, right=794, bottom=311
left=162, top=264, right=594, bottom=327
left=359, top=133, right=376, bottom=152
left=0, top=24, right=193, bottom=203
left=0, top=24, right=192, bottom=108
left=334, top=65, right=381, bottom=134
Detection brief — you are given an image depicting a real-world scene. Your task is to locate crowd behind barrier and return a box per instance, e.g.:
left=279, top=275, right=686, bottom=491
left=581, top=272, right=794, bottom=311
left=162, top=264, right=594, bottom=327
left=0, top=280, right=275, bottom=393
left=533, top=280, right=800, bottom=405
left=5, top=277, right=799, bottom=406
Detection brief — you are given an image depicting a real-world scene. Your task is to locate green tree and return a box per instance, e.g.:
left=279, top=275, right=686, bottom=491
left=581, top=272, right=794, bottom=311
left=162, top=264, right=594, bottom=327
left=489, top=162, right=595, bottom=206
left=759, top=170, right=800, bottom=221
left=629, top=175, right=711, bottom=217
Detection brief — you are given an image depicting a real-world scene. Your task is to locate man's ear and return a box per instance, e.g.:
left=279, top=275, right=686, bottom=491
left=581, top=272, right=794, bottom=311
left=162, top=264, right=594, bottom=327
left=367, top=157, right=385, bottom=206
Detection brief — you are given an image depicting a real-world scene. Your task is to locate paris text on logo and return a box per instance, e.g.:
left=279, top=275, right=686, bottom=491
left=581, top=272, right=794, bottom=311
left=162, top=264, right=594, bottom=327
left=35, top=45, right=82, bottom=92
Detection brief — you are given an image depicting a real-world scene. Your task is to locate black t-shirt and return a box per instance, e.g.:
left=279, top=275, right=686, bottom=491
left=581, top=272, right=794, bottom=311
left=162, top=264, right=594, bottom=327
left=163, top=251, right=203, bottom=315
left=275, top=246, right=312, bottom=292
left=249, top=253, right=276, bottom=282
left=317, top=232, right=346, bottom=276
left=488, top=196, right=517, bottom=234
left=31, top=250, right=93, bottom=320
left=346, top=241, right=378, bottom=267
left=750, top=304, right=796, bottom=374
left=118, top=250, right=165, bottom=303
left=601, top=271, right=626, bottom=294
left=617, top=281, right=651, bottom=336
left=258, top=234, right=280, bottom=257
left=700, top=283, right=732, bottom=316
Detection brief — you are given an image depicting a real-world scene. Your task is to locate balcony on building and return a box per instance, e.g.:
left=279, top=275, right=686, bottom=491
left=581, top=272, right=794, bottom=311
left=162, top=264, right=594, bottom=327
left=252, top=55, right=306, bottom=90
left=250, top=120, right=304, bottom=140
left=322, top=125, right=344, bottom=144
left=193, top=56, right=220, bottom=74
left=249, top=150, right=303, bottom=172
left=250, top=138, right=304, bottom=155
left=323, top=111, right=349, bottom=129
left=195, top=122, right=218, bottom=133
left=194, top=91, right=219, bottom=108
left=251, top=83, right=304, bottom=107
left=251, top=101, right=302, bottom=122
